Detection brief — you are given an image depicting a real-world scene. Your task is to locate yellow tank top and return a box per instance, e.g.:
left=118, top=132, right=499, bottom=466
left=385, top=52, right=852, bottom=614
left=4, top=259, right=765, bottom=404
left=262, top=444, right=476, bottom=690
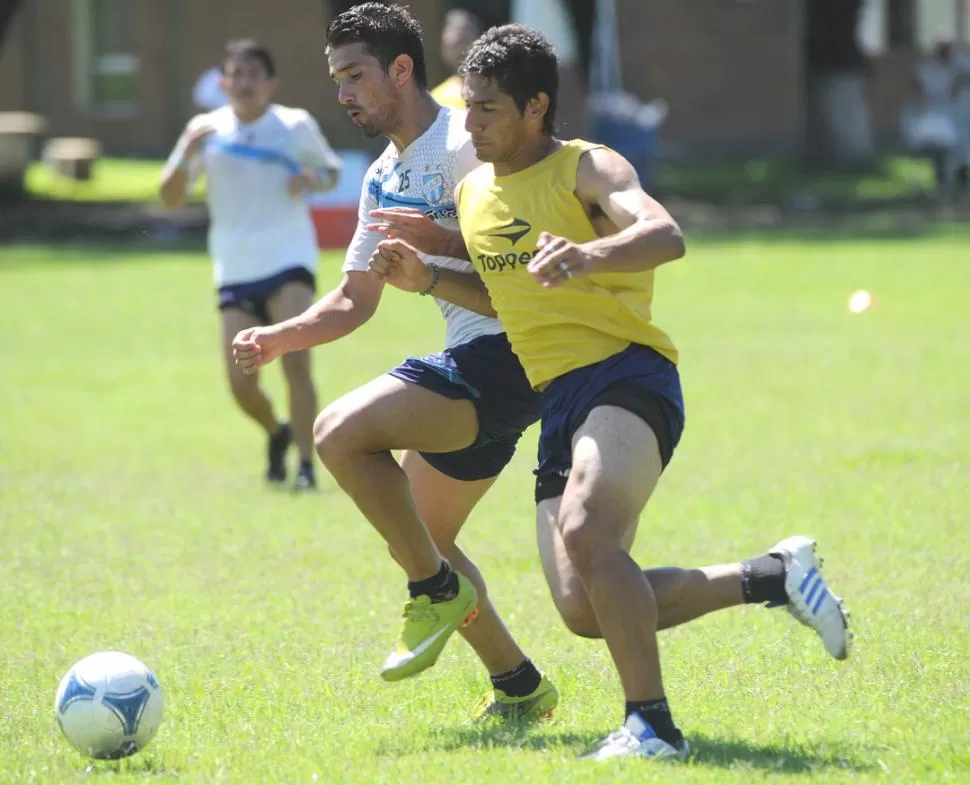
left=430, top=75, right=465, bottom=110
left=457, top=139, right=678, bottom=389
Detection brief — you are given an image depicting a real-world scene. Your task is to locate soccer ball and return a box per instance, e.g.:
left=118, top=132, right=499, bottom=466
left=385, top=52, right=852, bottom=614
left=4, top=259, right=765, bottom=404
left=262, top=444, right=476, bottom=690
left=54, top=651, right=164, bottom=759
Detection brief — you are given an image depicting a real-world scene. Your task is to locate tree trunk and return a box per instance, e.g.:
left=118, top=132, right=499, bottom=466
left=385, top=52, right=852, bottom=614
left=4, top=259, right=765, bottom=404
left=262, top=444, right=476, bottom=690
left=803, top=0, right=874, bottom=164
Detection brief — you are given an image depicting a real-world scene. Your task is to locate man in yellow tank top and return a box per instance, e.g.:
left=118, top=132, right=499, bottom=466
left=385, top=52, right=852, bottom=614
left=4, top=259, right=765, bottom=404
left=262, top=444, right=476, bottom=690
left=429, top=9, right=481, bottom=110
left=369, top=24, right=851, bottom=762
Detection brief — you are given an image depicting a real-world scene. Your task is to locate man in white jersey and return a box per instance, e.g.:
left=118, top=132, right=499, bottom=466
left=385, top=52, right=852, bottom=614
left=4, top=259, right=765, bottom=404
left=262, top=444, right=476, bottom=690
left=231, top=4, right=558, bottom=720
left=161, top=40, right=342, bottom=491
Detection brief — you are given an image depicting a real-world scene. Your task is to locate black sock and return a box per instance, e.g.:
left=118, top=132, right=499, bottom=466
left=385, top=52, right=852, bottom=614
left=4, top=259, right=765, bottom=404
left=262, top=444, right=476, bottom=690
left=407, top=561, right=459, bottom=602
left=625, top=699, right=683, bottom=748
left=490, top=659, right=542, bottom=698
left=740, top=553, right=788, bottom=604
left=298, top=459, right=314, bottom=475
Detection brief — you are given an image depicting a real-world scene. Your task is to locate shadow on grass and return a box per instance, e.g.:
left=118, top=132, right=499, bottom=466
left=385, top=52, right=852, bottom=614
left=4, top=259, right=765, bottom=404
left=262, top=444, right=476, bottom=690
left=0, top=223, right=955, bottom=267
left=3, top=192, right=969, bottom=259
left=688, top=733, right=876, bottom=774
left=381, top=725, right=876, bottom=774
left=79, top=756, right=178, bottom=777
left=0, top=240, right=209, bottom=270
left=685, top=216, right=970, bottom=246
left=377, top=722, right=601, bottom=756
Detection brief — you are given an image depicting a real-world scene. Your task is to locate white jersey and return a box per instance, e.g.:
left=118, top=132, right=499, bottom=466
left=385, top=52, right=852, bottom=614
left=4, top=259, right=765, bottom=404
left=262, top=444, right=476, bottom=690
left=343, top=107, right=505, bottom=349
left=165, top=104, right=342, bottom=287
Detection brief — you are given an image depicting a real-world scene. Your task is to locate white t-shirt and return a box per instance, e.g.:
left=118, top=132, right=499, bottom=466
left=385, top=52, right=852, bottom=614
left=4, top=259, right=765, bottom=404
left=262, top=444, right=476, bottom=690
left=343, top=107, right=505, bottom=349
left=165, top=104, right=342, bottom=287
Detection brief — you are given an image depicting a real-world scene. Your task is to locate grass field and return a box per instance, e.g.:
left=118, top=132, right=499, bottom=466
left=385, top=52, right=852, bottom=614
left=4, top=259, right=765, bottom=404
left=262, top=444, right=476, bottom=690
left=24, top=159, right=205, bottom=203
left=1, top=229, right=968, bottom=784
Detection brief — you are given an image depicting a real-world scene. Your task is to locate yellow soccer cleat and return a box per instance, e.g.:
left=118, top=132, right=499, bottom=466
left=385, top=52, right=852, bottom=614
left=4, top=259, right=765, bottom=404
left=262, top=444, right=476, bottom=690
left=380, top=573, right=478, bottom=682
left=472, top=675, right=560, bottom=722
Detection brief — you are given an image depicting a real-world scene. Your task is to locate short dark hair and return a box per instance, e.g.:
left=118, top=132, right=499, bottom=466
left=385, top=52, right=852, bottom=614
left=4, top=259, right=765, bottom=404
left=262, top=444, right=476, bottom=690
left=223, top=39, right=276, bottom=78
left=460, top=24, right=558, bottom=135
left=326, top=3, right=428, bottom=89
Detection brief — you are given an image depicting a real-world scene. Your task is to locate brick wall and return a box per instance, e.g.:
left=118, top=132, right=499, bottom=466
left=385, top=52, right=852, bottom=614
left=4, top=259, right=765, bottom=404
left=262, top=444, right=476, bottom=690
left=25, top=0, right=170, bottom=155
left=175, top=0, right=333, bottom=152
left=868, top=48, right=921, bottom=145
left=0, top=0, right=928, bottom=159
left=0, top=5, right=26, bottom=111
left=0, top=0, right=448, bottom=157
left=173, top=0, right=448, bottom=154
left=617, top=0, right=804, bottom=156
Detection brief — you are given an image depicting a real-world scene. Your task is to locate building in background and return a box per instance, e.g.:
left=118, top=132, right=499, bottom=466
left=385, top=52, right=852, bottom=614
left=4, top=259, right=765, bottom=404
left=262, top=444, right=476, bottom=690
left=0, top=0, right=967, bottom=160
left=0, top=0, right=445, bottom=156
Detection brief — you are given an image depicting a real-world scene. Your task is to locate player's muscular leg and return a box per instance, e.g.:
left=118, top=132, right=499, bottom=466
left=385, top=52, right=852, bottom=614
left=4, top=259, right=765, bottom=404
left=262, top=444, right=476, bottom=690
left=267, top=282, right=318, bottom=462
left=314, top=375, right=479, bottom=581
left=398, top=451, right=528, bottom=676
left=220, top=308, right=278, bottom=434
left=538, top=507, right=743, bottom=636
left=552, top=405, right=668, bottom=702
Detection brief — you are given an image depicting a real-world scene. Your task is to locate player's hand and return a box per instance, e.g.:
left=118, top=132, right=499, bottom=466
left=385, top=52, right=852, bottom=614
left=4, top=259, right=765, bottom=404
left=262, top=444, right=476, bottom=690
left=368, top=238, right=433, bottom=293
left=527, top=232, right=594, bottom=288
left=182, top=125, right=215, bottom=163
left=232, top=327, right=282, bottom=375
left=367, top=208, right=450, bottom=256
left=287, top=168, right=319, bottom=197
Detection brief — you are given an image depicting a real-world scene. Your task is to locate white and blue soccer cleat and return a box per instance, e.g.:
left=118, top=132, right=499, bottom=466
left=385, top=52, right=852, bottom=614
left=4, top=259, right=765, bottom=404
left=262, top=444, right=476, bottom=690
left=770, top=535, right=852, bottom=660
left=582, top=713, right=690, bottom=762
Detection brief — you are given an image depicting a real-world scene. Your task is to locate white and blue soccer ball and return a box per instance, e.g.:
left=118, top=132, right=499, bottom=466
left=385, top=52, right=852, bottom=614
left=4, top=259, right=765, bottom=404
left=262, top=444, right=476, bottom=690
left=54, top=651, right=164, bottom=759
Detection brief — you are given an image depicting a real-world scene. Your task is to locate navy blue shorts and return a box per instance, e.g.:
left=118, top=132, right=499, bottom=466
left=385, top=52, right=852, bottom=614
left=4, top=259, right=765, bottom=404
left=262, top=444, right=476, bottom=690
left=535, top=343, right=685, bottom=503
left=388, top=333, right=540, bottom=481
left=217, top=267, right=315, bottom=324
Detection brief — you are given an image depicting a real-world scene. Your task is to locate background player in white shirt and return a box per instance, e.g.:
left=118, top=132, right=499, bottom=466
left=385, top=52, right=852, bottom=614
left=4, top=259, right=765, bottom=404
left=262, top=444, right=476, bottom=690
left=231, top=4, right=558, bottom=720
left=161, top=40, right=342, bottom=490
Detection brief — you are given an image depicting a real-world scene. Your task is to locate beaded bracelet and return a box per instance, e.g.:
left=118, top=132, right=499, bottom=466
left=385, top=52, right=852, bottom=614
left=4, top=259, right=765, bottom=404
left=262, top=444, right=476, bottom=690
left=419, top=263, right=440, bottom=296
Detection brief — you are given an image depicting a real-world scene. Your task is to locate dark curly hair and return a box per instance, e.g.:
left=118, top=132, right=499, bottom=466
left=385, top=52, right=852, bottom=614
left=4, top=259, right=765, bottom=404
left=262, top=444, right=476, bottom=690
left=326, top=3, right=428, bottom=88
left=223, top=39, right=276, bottom=78
left=460, top=24, right=558, bottom=135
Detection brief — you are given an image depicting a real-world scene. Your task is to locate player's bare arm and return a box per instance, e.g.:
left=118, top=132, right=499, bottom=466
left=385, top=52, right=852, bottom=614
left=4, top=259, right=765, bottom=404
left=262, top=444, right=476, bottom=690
left=287, top=165, right=339, bottom=197
left=370, top=238, right=496, bottom=318
left=289, top=115, right=342, bottom=196
left=527, top=147, right=685, bottom=288
left=367, top=207, right=471, bottom=261
left=232, top=271, right=383, bottom=374
left=159, top=122, right=214, bottom=209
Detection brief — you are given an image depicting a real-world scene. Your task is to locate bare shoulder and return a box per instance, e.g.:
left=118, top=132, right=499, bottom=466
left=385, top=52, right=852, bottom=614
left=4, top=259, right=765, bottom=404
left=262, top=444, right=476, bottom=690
left=185, top=111, right=214, bottom=132
left=271, top=104, right=318, bottom=130
left=576, top=146, right=641, bottom=198
left=574, top=143, right=678, bottom=228
left=188, top=106, right=236, bottom=134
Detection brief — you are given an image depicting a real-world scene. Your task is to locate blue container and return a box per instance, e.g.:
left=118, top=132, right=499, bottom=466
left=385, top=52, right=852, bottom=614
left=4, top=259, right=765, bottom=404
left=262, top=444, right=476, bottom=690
left=589, top=93, right=666, bottom=189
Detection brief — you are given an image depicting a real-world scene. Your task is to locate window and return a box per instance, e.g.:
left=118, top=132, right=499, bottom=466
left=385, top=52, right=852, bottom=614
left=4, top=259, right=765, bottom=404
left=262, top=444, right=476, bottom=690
left=915, top=0, right=958, bottom=49
left=72, top=0, right=139, bottom=112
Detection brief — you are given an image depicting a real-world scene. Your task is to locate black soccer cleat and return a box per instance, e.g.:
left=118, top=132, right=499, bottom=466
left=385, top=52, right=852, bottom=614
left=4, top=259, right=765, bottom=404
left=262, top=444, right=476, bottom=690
left=266, top=423, right=292, bottom=483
